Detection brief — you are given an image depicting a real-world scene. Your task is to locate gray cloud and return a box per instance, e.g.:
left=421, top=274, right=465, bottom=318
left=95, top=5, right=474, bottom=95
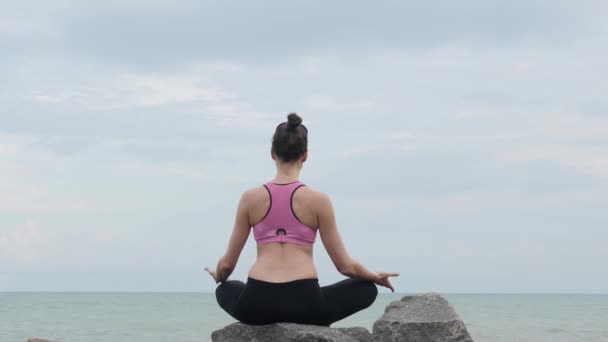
left=3, top=1, right=605, bottom=66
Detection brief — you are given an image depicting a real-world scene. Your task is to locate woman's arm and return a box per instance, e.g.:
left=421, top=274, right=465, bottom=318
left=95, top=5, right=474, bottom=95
left=316, top=192, right=378, bottom=282
left=213, top=190, right=252, bottom=282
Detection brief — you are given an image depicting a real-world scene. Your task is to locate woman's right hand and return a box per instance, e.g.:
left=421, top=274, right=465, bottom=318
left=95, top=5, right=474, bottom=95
left=373, top=272, right=399, bottom=292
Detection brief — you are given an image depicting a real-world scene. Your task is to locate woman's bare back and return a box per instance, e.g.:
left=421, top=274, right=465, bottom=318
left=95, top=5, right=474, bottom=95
left=247, top=183, right=321, bottom=282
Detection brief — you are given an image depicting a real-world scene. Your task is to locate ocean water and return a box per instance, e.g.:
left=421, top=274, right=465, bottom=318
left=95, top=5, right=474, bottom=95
left=1, top=293, right=607, bottom=342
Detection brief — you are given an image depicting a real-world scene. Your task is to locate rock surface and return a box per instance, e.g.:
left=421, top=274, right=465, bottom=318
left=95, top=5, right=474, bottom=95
left=211, top=322, right=372, bottom=342
left=373, top=292, right=473, bottom=342
left=211, top=292, right=473, bottom=342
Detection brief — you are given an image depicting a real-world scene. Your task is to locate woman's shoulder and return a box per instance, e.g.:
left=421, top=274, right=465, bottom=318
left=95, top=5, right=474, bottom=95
left=294, top=184, right=333, bottom=211
left=240, top=184, right=269, bottom=203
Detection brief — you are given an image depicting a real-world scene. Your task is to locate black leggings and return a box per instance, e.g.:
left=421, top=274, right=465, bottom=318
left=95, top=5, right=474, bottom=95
left=215, top=277, right=378, bottom=326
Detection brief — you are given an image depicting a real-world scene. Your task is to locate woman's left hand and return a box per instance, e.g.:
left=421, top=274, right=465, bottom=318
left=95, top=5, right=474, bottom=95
left=204, top=266, right=220, bottom=284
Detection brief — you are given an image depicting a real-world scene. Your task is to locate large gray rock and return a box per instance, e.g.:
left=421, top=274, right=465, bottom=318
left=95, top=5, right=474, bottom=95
left=211, top=322, right=373, bottom=342
left=211, top=293, right=473, bottom=342
left=372, top=292, right=473, bottom=342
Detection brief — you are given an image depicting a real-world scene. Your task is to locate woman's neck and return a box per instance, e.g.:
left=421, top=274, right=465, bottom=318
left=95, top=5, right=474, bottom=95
left=274, top=163, right=301, bottom=183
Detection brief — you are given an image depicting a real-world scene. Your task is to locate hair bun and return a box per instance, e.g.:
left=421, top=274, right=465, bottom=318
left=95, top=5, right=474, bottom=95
left=286, top=113, right=302, bottom=131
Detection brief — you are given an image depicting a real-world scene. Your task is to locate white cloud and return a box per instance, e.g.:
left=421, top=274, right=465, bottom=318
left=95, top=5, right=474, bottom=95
left=0, top=134, right=87, bottom=214
left=29, top=71, right=233, bottom=110
left=195, top=103, right=276, bottom=129
left=16, top=62, right=282, bottom=130
left=492, top=111, right=608, bottom=184
left=0, top=219, right=44, bottom=266
left=341, top=145, right=375, bottom=159
left=116, top=73, right=232, bottom=106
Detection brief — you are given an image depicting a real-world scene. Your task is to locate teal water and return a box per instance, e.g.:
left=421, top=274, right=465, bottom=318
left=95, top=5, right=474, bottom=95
left=1, top=293, right=607, bottom=342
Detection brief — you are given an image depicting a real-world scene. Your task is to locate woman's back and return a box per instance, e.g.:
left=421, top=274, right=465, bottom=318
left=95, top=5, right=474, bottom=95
left=247, top=180, right=322, bottom=282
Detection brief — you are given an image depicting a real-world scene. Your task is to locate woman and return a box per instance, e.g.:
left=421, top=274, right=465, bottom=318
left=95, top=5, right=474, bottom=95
left=205, top=113, right=399, bottom=327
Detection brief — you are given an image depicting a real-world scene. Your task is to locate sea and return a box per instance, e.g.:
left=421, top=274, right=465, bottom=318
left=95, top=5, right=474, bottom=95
left=1, top=293, right=607, bottom=342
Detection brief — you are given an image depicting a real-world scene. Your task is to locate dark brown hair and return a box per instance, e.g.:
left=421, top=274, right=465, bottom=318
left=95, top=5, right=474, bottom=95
left=272, top=113, right=308, bottom=162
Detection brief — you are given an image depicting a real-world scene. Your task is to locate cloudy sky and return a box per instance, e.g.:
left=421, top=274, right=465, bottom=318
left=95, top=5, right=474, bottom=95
left=1, top=0, right=607, bottom=293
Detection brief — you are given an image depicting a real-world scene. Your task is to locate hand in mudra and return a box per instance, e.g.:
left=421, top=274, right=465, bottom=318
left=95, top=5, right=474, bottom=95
left=204, top=266, right=220, bottom=284
left=373, top=272, right=399, bottom=292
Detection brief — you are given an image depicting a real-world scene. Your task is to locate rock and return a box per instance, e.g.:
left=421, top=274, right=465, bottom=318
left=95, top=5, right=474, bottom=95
left=211, top=322, right=373, bottom=342
left=372, top=292, right=473, bottom=342
left=26, top=339, right=57, bottom=342
left=211, top=293, right=473, bottom=342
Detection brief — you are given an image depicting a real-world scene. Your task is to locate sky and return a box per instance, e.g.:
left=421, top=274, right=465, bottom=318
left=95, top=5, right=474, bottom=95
left=1, top=0, right=607, bottom=293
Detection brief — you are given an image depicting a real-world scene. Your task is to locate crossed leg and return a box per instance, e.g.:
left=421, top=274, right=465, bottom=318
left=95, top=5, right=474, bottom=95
left=215, top=277, right=378, bottom=326
left=215, top=280, right=246, bottom=321
left=320, top=278, right=378, bottom=324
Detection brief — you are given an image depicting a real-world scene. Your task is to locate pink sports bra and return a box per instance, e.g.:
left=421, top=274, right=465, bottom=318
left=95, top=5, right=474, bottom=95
left=252, top=181, right=317, bottom=246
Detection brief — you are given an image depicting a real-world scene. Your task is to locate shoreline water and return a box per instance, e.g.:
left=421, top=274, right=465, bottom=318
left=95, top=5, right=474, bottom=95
left=2, top=293, right=607, bottom=342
